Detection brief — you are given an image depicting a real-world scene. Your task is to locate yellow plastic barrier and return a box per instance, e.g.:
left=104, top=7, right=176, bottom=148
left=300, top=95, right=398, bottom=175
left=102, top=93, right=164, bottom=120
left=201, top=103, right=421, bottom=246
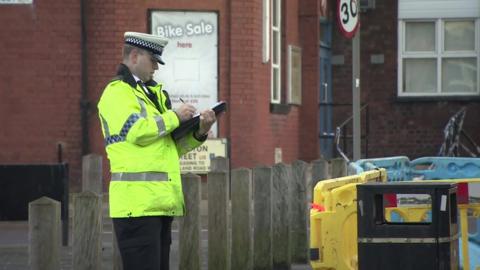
left=310, top=169, right=386, bottom=270
left=310, top=175, right=480, bottom=270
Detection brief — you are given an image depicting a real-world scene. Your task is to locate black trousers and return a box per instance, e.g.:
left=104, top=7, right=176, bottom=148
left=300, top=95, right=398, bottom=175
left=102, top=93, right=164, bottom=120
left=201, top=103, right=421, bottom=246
left=113, top=216, right=173, bottom=270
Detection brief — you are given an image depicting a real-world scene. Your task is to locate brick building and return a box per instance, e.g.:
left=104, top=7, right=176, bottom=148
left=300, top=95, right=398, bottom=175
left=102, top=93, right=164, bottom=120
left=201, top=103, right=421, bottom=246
left=331, top=0, right=480, bottom=159
left=0, top=0, right=478, bottom=190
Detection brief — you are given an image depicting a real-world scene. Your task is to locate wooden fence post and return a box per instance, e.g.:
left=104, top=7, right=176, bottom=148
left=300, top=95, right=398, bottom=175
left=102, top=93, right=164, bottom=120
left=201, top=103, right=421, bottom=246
left=231, top=168, right=253, bottom=270
left=206, top=157, right=229, bottom=201
left=272, top=163, right=291, bottom=270
left=29, top=197, right=61, bottom=270
left=82, top=154, right=103, bottom=194
left=113, top=231, right=123, bottom=270
left=331, top=158, right=348, bottom=178
left=211, top=156, right=230, bottom=172
left=208, top=171, right=230, bottom=270
left=73, top=191, right=102, bottom=270
left=252, top=166, right=273, bottom=270
left=179, top=173, right=202, bottom=270
left=312, top=159, right=330, bottom=181
left=311, top=159, right=330, bottom=194
left=290, top=160, right=309, bottom=263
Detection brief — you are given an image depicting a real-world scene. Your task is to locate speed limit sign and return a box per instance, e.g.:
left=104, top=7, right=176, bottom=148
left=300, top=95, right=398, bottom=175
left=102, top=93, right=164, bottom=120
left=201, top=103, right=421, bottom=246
left=337, top=0, right=359, bottom=38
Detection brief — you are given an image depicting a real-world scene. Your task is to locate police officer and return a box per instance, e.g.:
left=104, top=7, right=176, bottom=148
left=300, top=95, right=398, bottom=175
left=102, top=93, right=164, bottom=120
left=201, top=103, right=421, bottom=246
left=97, top=32, right=216, bottom=270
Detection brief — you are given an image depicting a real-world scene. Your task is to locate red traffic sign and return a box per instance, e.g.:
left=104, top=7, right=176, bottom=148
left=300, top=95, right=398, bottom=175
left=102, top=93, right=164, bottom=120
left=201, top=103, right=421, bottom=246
left=337, top=0, right=360, bottom=38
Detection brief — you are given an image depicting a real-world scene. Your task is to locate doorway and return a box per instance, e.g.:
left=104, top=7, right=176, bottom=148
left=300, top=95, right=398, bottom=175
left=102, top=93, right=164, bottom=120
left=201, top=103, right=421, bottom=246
left=319, top=18, right=333, bottom=158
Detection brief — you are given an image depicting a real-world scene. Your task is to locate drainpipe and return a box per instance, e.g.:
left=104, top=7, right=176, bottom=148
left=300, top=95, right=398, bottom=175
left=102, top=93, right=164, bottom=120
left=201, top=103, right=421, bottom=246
left=227, top=0, right=232, bottom=157
left=80, top=0, right=89, bottom=155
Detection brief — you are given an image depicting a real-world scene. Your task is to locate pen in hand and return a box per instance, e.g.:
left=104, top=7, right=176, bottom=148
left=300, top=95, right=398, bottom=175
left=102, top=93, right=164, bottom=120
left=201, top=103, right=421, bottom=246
left=178, top=98, right=198, bottom=119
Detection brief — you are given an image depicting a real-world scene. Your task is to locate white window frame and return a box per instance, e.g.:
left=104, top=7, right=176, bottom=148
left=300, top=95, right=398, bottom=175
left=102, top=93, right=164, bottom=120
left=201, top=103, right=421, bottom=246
left=262, top=0, right=270, bottom=63
left=398, top=18, right=480, bottom=97
left=271, top=0, right=281, bottom=104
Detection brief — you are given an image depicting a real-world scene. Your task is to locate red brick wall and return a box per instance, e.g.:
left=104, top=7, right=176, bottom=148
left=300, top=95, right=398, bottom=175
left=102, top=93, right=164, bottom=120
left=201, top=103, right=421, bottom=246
left=86, top=0, right=321, bottom=171
left=331, top=0, right=480, bottom=159
left=85, top=0, right=229, bottom=186
left=0, top=0, right=321, bottom=190
left=227, top=0, right=321, bottom=168
left=299, top=0, right=323, bottom=161
left=3, top=0, right=478, bottom=192
left=228, top=0, right=304, bottom=168
left=0, top=1, right=83, bottom=187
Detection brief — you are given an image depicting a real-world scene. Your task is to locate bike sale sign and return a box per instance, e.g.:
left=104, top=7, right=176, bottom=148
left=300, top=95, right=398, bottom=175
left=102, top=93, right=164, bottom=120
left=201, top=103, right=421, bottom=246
left=337, top=0, right=360, bottom=38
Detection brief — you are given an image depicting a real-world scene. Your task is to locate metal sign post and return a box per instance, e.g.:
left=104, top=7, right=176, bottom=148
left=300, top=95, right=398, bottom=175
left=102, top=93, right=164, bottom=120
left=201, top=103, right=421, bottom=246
left=337, top=0, right=361, bottom=160
left=352, top=31, right=361, bottom=161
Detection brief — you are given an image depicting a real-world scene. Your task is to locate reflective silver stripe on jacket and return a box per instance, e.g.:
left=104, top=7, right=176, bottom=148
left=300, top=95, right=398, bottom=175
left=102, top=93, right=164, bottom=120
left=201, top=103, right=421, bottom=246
left=154, top=116, right=167, bottom=137
left=100, top=114, right=110, bottom=137
left=111, top=172, right=169, bottom=181
left=137, top=97, right=147, bottom=117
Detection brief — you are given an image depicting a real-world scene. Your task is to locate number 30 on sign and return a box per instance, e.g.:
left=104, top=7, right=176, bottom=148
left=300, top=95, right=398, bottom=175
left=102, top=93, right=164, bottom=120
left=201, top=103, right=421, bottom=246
left=337, top=0, right=359, bottom=38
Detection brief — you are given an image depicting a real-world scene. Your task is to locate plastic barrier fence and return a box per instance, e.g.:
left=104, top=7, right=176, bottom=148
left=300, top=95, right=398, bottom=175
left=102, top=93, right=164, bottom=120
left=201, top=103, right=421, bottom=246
left=309, top=169, right=386, bottom=270
left=351, top=156, right=480, bottom=181
left=350, top=156, right=480, bottom=270
left=350, top=156, right=410, bottom=181
left=310, top=164, right=480, bottom=269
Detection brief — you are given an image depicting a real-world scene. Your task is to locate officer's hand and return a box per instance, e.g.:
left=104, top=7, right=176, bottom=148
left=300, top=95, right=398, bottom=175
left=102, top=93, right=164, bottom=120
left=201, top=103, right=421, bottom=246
left=195, top=109, right=216, bottom=137
left=174, top=104, right=197, bottom=122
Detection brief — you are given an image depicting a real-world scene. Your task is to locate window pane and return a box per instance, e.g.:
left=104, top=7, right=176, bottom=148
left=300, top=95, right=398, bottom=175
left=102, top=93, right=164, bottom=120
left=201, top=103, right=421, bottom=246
left=385, top=194, right=432, bottom=223
left=405, top=22, right=435, bottom=52
left=273, top=30, right=279, bottom=65
left=444, top=21, right=475, bottom=51
left=403, top=58, right=437, bottom=93
left=272, top=67, right=280, bottom=101
left=272, top=0, right=278, bottom=27
left=442, top=58, right=477, bottom=93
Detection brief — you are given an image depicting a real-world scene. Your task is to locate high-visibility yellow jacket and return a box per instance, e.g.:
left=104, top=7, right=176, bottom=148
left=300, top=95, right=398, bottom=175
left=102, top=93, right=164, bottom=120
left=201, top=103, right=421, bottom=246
left=97, top=64, right=205, bottom=218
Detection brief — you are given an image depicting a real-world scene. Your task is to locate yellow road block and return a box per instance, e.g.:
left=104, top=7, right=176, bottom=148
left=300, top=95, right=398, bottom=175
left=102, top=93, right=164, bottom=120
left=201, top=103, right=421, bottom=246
left=311, top=176, right=480, bottom=270
left=310, top=169, right=386, bottom=270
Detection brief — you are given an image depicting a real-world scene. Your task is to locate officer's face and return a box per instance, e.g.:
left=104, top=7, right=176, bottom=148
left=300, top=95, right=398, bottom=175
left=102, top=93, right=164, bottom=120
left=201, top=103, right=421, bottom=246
left=135, top=50, right=159, bottom=82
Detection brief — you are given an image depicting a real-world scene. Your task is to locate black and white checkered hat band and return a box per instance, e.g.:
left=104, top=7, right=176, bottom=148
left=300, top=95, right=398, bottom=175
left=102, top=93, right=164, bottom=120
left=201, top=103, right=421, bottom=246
left=125, top=36, right=164, bottom=55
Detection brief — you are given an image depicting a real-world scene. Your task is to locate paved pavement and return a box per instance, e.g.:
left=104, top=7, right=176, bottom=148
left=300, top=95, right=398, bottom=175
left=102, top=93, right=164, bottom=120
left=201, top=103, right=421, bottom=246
left=0, top=221, right=312, bottom=270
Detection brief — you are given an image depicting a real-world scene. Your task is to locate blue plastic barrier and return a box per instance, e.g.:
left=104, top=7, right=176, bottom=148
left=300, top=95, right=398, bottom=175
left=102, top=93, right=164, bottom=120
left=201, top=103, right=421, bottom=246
left=410, top=157, right=480, bottom=180
left=352, top=156, right=480, bottom=181
left=351, top=156, right=410, bottom=181
left=351, top=156, right=480, bottom=268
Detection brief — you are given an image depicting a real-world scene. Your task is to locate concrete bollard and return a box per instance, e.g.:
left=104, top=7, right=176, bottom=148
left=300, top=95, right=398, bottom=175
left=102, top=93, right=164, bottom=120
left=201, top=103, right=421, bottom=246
left=82, top=154, right=103, bottom=194
left=73, top=191, right=102, bottom=270
left=29, top=196, right=61, bottom=270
